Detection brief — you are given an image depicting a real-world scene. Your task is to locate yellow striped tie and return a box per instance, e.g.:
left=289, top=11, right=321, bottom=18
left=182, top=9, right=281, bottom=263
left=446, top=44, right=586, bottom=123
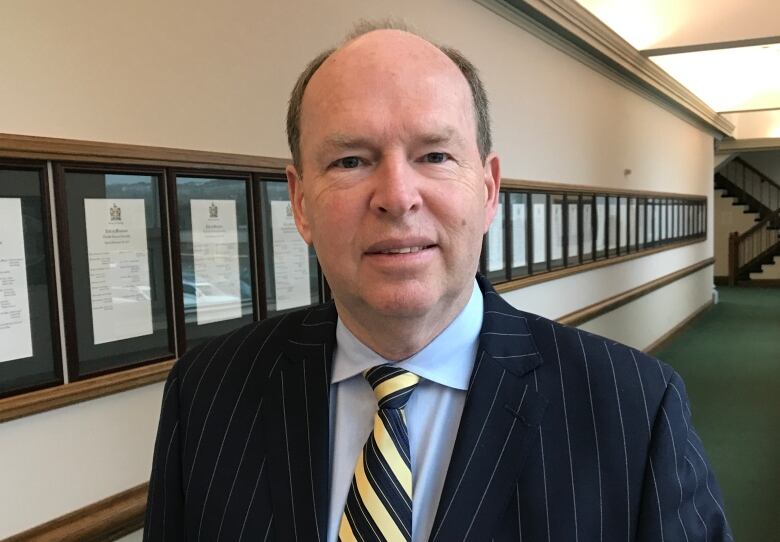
left=339, top=365, right=420, bottom=542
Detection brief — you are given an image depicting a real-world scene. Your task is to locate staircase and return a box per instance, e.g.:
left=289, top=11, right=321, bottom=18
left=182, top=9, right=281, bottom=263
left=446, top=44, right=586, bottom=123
left=716, top=157, right=780, bottom=284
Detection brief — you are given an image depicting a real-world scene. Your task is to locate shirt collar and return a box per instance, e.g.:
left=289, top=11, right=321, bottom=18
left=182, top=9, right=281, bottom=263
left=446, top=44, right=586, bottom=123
left=331, top=279, right=482, bottom=391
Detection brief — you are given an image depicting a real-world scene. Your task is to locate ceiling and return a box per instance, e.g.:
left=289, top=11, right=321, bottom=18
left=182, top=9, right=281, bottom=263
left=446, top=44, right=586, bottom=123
left=575, top=0, right=780, bottom=113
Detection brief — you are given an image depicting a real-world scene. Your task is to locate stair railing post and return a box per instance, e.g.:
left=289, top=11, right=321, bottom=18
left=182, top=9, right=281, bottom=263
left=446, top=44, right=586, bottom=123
left=728, top=231, right=739, bottom=286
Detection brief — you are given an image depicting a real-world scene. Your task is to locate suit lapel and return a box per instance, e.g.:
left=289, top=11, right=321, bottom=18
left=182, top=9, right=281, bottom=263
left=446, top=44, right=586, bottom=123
left=262, top=304, right=337, bottom=541
left=429, top=282, right=549, bottom=541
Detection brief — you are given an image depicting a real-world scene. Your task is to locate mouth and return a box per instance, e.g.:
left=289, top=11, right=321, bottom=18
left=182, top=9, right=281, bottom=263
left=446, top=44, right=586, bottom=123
left=365, top=238, right=437, bottom=256
left=369, top=245, right=435, bottom=255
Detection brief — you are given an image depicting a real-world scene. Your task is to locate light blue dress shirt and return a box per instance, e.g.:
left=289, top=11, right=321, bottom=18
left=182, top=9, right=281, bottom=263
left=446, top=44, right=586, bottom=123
left=327, top=280, right=483, bottom=542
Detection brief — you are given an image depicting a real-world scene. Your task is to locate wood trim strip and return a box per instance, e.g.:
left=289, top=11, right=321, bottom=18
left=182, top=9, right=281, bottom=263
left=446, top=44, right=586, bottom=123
left=2, top=484, right=148, bottom=542
left=494, top=238, right=705, bottom=293
left=641, top=35, right=780, bottom=57
left=0, top=133, right=289, bottom=172
left=500, top=178, right=707, bottom=199
left=557, top=257, right=714, bottom=327
left=645, top=298, right=714, bottom=355
left=718, top=137, right=780, bottom=153
left=0, top=360, right=174, bottom=424
left=475, top=0, right=733, bottom=136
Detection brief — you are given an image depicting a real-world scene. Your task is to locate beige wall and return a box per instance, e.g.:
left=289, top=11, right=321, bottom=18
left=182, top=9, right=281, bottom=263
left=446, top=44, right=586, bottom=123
left=722, top=110, right=780, bottom=140
left=0, top=0, right=716, bottom=536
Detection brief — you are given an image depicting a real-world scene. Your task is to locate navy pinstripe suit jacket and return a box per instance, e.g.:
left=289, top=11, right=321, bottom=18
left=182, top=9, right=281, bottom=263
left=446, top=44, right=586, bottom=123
left=144, top=275, right=732, bottom=541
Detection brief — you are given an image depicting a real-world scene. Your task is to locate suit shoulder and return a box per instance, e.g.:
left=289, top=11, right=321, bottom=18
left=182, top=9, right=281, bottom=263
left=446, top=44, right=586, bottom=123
left=520, top=309, right=675, bottom=387
left=170, top=303, right=336, bottom=404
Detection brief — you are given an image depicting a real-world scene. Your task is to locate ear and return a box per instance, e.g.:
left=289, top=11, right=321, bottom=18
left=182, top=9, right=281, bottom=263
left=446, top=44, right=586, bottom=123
left=286, top=164, right=313, bottom=245
left=481, top=152, right=501, bottom=233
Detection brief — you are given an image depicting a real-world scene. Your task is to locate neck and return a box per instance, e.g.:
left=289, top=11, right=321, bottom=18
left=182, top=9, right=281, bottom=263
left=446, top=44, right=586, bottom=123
left=335, top=286, right=474, bottom=361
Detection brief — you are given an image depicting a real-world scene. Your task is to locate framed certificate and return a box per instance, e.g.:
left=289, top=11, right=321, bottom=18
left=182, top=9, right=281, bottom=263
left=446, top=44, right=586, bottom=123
left=483, top=193, right=507, bottom=281
left=607, top=196, right=618, bottom=256
left=550, top=194, right=565, bottom=269
left=0, top=162, right=62, bottom=398
left=509, top=192, right=528, bottom=278
left=581, top=195, right=594, bottom=261
left=595, top=196, right=606, bottom=258
left=660, top=199, right=668, bottom=242
left=171, top=173, right=256, bottom=352
left=257, top=177, right=324, bottom=317
left=55, top=165, right=175, bottom=379
left=566, top=194, right=580, bottom=266
left=628, top=198, right=637, bottom=251
left=531, top=194, right=548, bottom=273
left=619, top=197, right=628, bottom=254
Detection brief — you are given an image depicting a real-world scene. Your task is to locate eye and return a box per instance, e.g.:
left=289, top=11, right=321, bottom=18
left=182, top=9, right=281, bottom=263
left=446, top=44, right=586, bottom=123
left=331, top=156, right=362, bottom=169
left=422, top=152, right=448, bottom=164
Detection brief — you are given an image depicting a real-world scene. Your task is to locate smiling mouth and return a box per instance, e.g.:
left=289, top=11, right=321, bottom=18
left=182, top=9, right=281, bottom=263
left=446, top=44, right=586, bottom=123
left=367, top=245, right=436, bottom=255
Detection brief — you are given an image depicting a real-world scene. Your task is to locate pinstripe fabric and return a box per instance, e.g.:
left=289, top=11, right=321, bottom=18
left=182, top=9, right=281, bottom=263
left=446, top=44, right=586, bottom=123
left=339, top=366, right=420, bottom=541
left=144, top=274, right=732, bottom=541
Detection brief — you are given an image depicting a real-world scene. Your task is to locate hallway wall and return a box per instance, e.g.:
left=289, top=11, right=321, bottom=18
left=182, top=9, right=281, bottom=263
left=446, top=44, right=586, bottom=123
left=0, top=0, right=715, bottom=536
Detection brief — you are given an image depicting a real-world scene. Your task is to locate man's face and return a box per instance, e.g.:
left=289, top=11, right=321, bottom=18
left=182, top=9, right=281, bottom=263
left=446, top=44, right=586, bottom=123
left=287, top=30, right=500, bottom=331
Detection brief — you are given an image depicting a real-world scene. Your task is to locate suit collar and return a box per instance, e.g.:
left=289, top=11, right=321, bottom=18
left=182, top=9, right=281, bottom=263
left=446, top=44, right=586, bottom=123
left=429, top=275, right=549, bottom=540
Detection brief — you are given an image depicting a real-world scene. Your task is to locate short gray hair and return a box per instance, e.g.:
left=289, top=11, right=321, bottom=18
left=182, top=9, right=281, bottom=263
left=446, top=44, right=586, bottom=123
left=285, top=20, right=492, bottom=172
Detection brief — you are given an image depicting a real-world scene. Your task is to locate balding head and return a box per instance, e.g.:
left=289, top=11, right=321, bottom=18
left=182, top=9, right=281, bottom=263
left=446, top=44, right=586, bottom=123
left=286, top=24, right=491, bottom=172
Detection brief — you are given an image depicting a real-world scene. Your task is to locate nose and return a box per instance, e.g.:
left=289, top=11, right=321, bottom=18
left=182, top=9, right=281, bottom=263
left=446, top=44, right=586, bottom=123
left=369, top=156, right=422, bottom=217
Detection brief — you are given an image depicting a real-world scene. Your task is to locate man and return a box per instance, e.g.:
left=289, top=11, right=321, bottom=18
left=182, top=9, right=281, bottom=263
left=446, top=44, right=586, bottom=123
left=145, top=23, right=732, bottom=541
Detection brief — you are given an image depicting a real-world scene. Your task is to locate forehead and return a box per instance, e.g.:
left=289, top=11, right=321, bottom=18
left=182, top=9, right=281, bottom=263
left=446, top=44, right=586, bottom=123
left=299, top=30, right=476, bottom=149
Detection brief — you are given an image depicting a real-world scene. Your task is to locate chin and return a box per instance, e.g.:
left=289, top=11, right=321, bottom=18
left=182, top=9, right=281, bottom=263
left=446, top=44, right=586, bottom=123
left=364, top=285, right=445, bottom=319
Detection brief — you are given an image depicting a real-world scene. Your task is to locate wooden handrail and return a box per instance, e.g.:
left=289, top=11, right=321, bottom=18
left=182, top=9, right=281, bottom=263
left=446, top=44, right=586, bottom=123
left=737, top=207, right=780, bottom=242
left=2, top=484, right=147, bottom=542
left=558, top=258, right=714, bottom=326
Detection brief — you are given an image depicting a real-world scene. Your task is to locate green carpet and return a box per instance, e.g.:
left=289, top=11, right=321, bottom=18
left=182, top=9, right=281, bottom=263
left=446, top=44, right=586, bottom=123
left=655, top=286, right=780, bottom=542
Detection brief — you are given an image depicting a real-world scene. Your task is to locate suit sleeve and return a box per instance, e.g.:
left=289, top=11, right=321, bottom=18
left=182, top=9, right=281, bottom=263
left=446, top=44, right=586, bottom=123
left=636, top=371, right=733, bottom=541
left=144, top=361, right=186, bottom=542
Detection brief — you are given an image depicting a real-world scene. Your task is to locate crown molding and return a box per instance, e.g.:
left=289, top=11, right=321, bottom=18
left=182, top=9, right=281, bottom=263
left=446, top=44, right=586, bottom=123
left=474, top=0, right=734, bottom=137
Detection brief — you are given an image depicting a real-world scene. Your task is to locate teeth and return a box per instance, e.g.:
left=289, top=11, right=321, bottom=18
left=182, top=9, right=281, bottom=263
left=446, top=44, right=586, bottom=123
left=380, top=246, right=424, bottom=254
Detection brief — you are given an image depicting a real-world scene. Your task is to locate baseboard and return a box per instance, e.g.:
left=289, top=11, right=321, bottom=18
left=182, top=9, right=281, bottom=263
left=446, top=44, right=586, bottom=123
left=739, top=279, right=780, bottom=287
left=713, top=275, right=729, bottom=286
left=645, top=299, right=714, bottom=355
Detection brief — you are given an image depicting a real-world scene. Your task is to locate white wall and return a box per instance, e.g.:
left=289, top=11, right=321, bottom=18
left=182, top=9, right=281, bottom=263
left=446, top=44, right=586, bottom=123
left=579, top=266, right=713, bottom=351
left=0, top=383, right=163, bottom=538
left=0, top=0, right=715, bottom=535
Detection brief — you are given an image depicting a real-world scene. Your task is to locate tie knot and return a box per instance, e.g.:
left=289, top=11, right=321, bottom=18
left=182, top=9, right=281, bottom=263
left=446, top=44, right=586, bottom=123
left=364, top=364, right=420, bottom=410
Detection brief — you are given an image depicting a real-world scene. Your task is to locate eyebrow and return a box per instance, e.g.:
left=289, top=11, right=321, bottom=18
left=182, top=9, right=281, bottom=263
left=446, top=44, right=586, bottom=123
left=319, top=127, right=468, bottom=153
left=319, top=133, right=375, bottom=153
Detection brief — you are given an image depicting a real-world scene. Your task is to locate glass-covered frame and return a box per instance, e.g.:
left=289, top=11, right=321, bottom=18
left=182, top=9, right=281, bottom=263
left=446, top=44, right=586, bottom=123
left=54, top=163, right=176, bottom=380
left=0, top=160, right=63, bottom=398
left=480, top=187, right=708, bottom=285
left=483, top=192, right=509, bottom=282
left=168, top=169, right=258, bottom=353
left=255, top=175, right=326, bottom=318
